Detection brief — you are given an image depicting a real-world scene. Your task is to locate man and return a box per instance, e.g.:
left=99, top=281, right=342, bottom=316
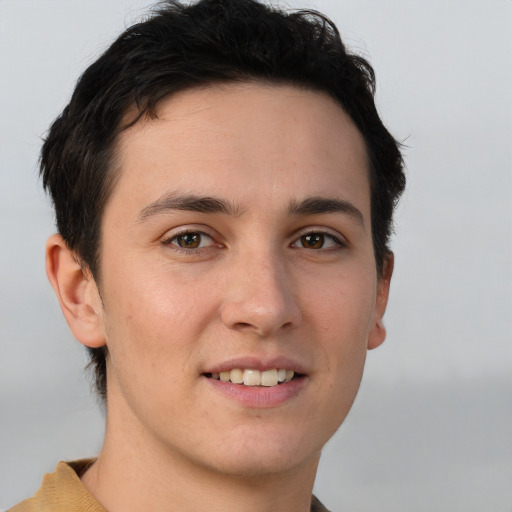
left=10, top=0, right=405, bottom=510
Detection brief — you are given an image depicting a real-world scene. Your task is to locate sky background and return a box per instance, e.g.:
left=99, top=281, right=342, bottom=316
left=1, top=1, right=511, bottom=511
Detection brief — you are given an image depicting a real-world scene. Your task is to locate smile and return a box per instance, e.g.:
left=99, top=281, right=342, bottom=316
left=205, top=368, right=297, bottom=387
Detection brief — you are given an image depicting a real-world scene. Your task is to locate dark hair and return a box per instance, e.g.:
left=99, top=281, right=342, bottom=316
left=41, top=0, right=405, bottom=399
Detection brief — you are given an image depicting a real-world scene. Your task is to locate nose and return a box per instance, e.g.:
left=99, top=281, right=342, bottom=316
left=220, top=249, right=302, bottom=337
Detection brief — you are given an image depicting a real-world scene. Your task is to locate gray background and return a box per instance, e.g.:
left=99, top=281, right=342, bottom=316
left=1, top=1, right=511, bottom=511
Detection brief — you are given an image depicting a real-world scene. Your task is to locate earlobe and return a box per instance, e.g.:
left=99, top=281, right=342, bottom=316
left=45, top=234, right=106, bottom=348
left=367, top=252, right=394, bottom=350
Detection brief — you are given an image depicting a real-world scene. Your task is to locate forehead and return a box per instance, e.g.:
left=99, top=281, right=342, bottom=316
left=110, top=82, right=370, bottom=218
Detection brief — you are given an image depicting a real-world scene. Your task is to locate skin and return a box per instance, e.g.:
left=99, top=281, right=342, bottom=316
left=46, top=82, right=393, bottom=512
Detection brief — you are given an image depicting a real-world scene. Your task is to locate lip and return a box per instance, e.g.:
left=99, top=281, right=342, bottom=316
left=202, top=355, right=309, bottom=408
left=204, top=356, right=308, bottom=374
left=203, top=374, right=308, bottom=408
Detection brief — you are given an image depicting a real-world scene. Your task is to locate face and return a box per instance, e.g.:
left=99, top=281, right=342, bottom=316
left=94, top=83, right=390, bottom=477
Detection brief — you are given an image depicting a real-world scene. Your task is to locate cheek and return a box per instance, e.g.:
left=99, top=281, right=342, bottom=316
left=99, top=261, right=213, bottom=386
left=311, top=269, right=377, bottom=340
left=304, top=264, right=377, bottom=394
left=104, top=253, right=212, bottom=331
left=316, top=284, right=374, bottom=418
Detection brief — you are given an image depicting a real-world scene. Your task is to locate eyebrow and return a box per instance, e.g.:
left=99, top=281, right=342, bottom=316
left=137, top=192, right=364, bottom=227
left=288, top=196, right=365, bottom=227
left=137, top=193, right=240, bottom=221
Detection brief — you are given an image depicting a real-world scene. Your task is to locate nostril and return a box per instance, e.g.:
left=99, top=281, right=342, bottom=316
left=232, top=321, right=255, bottom=329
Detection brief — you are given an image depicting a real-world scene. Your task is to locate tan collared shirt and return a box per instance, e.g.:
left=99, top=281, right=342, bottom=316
left=9, top=460, right=331, bottom=512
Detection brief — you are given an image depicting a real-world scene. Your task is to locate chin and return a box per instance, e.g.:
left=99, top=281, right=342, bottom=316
left=191, top=423, right=327, bottom=478
left=206, top=448, right=321, bottom=479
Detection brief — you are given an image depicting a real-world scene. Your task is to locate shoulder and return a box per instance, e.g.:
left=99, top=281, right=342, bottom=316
left=7, top=460, right=104, bottom=512
left=8, top=498, right=40, bottom=512
left=311, top=494, right=333, bottom=512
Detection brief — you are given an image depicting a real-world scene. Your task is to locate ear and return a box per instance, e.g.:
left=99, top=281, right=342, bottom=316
left=367, top=252, right=394, bottom=350
left=45, top=234, right=106, bottom=348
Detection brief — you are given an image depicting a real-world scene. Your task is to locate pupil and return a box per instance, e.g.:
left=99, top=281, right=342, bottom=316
left=303, top=234, right=323, bottom=249
left=179, top=233, right=200, bottom=248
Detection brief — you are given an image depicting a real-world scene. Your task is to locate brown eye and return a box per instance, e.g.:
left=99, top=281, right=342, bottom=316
left=293, top=232, right=343, bottom=250
left=172, top=232, right=210, bottom=249
left=300, top=233, right=325, bottom=249
left=177, top=233, right=200, bottom=248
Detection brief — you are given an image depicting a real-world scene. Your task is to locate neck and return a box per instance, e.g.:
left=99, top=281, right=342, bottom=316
left=81, top=394, right=320, bottom=512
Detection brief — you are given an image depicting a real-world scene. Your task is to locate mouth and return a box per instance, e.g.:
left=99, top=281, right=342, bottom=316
left=202, top=362, right=308, bottom=407
left=203, top=368, right=301, bottom=387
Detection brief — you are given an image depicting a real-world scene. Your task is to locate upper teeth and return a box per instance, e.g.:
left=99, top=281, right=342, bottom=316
left=211, top=368, right=295, bottom=387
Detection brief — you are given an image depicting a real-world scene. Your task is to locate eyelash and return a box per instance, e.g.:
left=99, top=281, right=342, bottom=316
left=161, top=228, right=347, bottom=253
left=291, top=230, right=346, bottom=251
left=161, top=229, right=218, bottom=253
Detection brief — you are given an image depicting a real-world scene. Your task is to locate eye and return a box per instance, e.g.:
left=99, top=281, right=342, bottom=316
left=165, top=231, right=215, bottom=250
left=293, top=232, right=344, bottom=250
